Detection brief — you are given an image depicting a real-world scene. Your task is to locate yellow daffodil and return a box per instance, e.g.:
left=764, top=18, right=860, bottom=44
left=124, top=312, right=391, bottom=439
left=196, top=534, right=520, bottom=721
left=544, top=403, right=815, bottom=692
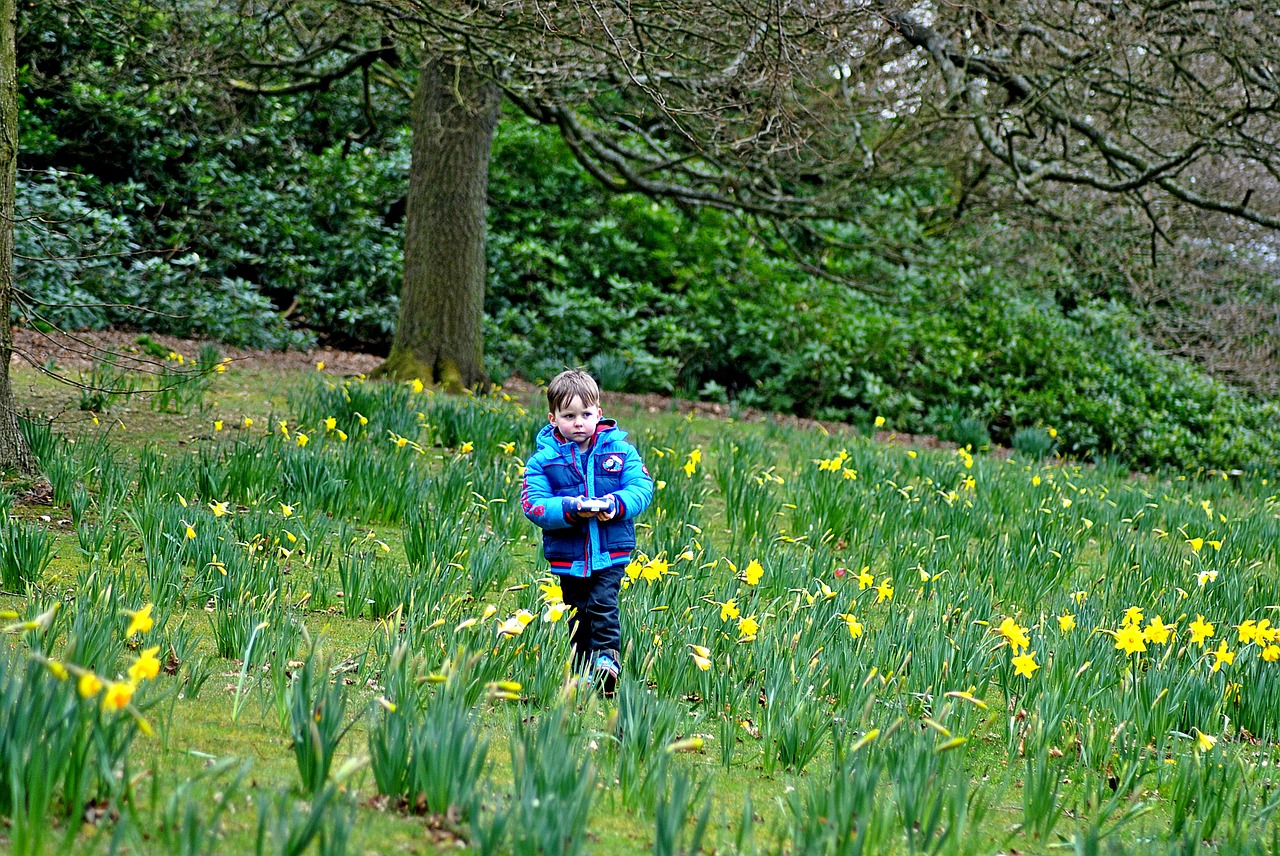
left=1211, top=640, right=1236, bottom=673
left=1190, top=615, right=1215, bottom=647
left=857, top=567, right=874, bottom=590
left=78, top=672, right=104, bottom=699
left=1195, top=729, right=1217, bottom=753
left=279, top=503, right=294, bottom=518
left=209, top=500, right=230, bottom=517
left=1122, top=606, right=1144, bottom=627
left=243, top=417, right=253, bottom=428
left=1114, top=623, right=1147, bottom=656
left=499, top=441, right=516, bottom=454
left=743, top=560, right=764, bottom=586
left=128, top=647, right=162, bottom=684
left=1239, top=619, right=1259, bottom=645
left=324, top=417, right=337, bottom=431
left=841, top=613, right=864, bottom=639
left=125, top=604, right=154, bottom=639
left=875, top=579, right=894, bottom=603
left=737, top=615, right=760, bottom=641
left=459, top=441, right=474, bottom=454
left=689, top=645, right=712, bottom=671
left=1058, top=612, right=1076, bottom=633
left=1011, top=650, right=1039, bottom=679
left=315, top=361, right=325, bottom=371
left=213, top=420, right=223, bottom=431
left=1144, top=616, right=1173, bottom=645
left=1263, top=645, right=1280, bottom=663
left=296, top=432, right=309, bottom=447
left=720, top=599, right=740, bottom=622
left=542, top=603, right=566, bottom=623
left=998, top=617, right=1031, bottom=653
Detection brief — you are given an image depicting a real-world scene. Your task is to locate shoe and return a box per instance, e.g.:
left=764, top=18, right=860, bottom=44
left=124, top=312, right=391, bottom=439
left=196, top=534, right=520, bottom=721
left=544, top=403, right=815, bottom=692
left=592, top=651, right=620, bottom=696
left=591, top=655, right=622, bottom=696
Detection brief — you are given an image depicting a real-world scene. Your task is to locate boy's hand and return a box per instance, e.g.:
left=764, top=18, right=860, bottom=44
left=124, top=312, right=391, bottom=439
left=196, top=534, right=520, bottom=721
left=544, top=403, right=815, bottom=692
left=594, top=494, right=620, bottom=521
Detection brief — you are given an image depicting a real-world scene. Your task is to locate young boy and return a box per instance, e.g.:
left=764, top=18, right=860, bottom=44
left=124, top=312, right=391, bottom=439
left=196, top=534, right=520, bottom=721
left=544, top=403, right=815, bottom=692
left=522, top=369, right=654, bottom=693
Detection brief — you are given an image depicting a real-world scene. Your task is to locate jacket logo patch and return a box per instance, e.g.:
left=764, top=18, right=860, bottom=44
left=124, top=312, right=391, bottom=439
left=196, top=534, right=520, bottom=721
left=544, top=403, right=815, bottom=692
left=603, top=454, right=624, bottom=473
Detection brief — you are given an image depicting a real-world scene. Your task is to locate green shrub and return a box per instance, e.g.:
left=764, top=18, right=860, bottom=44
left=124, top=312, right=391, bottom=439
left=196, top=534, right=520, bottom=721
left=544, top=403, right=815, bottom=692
left=1012, top=427, right=1057, bottom=460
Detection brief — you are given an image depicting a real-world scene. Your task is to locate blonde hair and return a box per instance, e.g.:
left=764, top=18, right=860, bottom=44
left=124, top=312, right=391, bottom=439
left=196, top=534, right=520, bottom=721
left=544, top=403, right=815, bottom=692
left=547, top=369, right=601, bottom=414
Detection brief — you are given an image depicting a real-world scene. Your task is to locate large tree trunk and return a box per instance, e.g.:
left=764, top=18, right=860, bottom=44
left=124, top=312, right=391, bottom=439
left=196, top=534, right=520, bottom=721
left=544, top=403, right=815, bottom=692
left=0, top=0, right=37, bottom=475
left=376, top=55, right=500, bottom=391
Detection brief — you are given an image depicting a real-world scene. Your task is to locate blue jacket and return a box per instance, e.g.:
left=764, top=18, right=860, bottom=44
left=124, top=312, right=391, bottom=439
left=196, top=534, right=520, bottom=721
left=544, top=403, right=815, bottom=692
left=522, top=419, right=654, bottom=577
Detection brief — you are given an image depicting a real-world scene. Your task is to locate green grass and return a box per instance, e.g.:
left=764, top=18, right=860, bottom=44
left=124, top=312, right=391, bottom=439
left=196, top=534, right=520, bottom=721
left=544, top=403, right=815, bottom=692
left=5, top=356, right=1280, bottom=854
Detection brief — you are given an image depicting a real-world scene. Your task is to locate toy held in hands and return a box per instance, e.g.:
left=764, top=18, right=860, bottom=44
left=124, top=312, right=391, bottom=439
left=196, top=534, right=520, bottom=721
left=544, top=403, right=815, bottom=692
left=567, top=494, right=619, bottom=520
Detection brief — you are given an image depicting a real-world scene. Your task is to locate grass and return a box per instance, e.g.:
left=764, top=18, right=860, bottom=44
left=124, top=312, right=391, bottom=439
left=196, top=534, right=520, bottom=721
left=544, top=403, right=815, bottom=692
left=5, top=352, right=1280, bottom=854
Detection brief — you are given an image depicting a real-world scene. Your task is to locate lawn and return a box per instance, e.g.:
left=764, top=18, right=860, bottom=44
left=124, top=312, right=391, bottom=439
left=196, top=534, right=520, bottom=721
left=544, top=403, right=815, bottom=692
left=3, top=347, right=1280, bottom=855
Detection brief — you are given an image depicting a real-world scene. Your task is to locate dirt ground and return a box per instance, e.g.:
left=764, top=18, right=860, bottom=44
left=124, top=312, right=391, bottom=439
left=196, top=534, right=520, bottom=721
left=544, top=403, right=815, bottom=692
left=8, top=327, right=981, bottom=456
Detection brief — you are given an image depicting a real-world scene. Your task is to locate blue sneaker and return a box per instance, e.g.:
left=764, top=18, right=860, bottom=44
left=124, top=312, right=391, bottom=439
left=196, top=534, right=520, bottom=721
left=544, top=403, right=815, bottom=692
left=593, top=651, right=620, bottom=696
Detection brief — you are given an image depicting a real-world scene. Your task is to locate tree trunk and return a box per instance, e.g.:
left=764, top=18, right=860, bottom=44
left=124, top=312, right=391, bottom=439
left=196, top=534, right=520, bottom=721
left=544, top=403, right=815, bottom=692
left=375, top=55, right=500, bottom=391
left=0, top=0, right=37, bottom=475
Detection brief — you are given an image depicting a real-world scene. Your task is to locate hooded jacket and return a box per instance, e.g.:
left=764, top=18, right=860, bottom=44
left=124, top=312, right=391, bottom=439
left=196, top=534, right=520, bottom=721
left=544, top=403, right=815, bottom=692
left=521, top=419, right=654, bottom=577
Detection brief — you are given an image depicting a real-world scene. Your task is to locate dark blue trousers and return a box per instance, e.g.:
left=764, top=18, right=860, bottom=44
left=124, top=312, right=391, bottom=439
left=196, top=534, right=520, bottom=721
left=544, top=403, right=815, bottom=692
left=558, top=561, right=625, bottom=665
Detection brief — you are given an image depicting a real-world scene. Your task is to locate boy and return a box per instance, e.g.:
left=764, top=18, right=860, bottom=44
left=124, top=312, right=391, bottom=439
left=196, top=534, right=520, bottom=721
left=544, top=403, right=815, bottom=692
left=522, top=369, right=654, bottom=694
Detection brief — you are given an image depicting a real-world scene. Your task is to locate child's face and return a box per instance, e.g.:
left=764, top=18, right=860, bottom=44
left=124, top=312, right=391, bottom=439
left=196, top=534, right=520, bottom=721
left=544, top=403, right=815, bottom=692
left=550, top=395, right=601, bottom=446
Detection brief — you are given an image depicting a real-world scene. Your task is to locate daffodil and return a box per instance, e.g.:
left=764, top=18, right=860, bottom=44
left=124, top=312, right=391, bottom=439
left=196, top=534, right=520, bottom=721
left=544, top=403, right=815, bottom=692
left=324, top=417, right=337, bottom=431
left=719, top=598, right=740, bottom=622
left=737, top=615, right=760, bottom=641
left=1011, top=651, right=1039, bottom=678
left=1189, top=615, right=1215, bottom=647
left=875, top=579, right=894, bottom=603
left=125, top=604, right=154, bottom=638
left=209, top=500, right=230, bottom=517
left=1194, top=729, right=1217, bottom=753
left=1262, top=645, right=1280, bottom=663
left=1122, top=606, right=1144, bottom=627
left=742, top=560, right=764, bottom=586
left=857, top=567, right=874, bottom=590
left=128, top=647, right=162, bottom=684
left=542, top=603, right=566, bottom=623
left=998, top=618, right=1031, bottom=653
left=1211, top=640, right=1235, bottom=673
left=689, top=645, right=712, bottom=671
left=642, top=558, right=670, bottom=583
left=1058, top=612, right=1076, bottom=633
left=279, top=503, right=295, bottom=518
left=101, top=680, right=135, bottom=712
left=1114, top=623, right=1147, bottom=656
left=1238, top=620, right=1259, bottom=645
left=78, top=672, right=104, bottom=699
left=841, top=613, right=864, bottom=639
left=1143, top=616, right=1173, bottom=645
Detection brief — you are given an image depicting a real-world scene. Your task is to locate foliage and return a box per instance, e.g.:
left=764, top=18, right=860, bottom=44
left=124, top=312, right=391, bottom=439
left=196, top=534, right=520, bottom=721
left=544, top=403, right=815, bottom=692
left=16, top=10, right=1280, bottom=471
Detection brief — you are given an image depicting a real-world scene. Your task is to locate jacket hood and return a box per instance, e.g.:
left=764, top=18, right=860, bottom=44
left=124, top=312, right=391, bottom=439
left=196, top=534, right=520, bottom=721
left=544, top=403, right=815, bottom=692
left=535, top=419, right=625, bottom=455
